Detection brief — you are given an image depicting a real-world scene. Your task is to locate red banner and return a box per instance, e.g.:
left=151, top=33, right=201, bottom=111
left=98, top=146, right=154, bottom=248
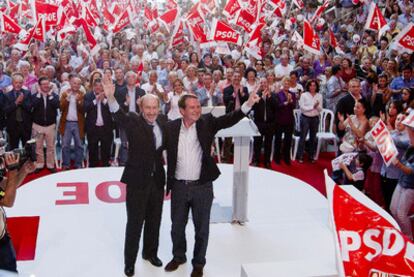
left=35, top=1, right=59, bottom=26
left=223, top=0, right=241, bottom=18
left=159, top=8, right=179, bottom=26
left=84, top=7, right=98, bottom=28
left=235, top=9, right=256, bottom=33
left=365, top=2, right=387, bottom=34
left=245, top=22, right=265, bottom=59
left=303, top=20, right=320, bottom=55
left=209, top=18, right=242, bottom=45
left=32, top=16, right=46, bottom=42
left=112, top=10, right=131, bottom=33
left=186, top=3, right=205, bottom=27
left=170, top=20, right=185, bottom=47
left=394, top=23, right=414, bottom=53
left=0, top=12, right=22, bottom=34
left=325, top=172, right=414, bottom=277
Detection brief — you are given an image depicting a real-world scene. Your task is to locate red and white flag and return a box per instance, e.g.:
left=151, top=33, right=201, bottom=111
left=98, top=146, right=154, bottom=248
left=235, top=9, right=256, bottom=33
left=329, top=29, right=344, bottom=54
left=61, top=0, right=79, bottom=23
left=325, top=171, right=414, bottom=277
left=310, top=0, right=331, bottom=23
left=80, top=18, right=100, bottom=56
left=223, top=0, right=241, bottom=19
left=365, top=2, right=388, bottom=36
left=0, top=12, right=22, bottom=34
left=292, top=0, right=304, bottom=9
left=209, top=18, right=242, bottom=45
left=393, top=23, right=414, bottom=53
left=14, top=28, right=34, bottom=51
left=303, top=20, right=321, bottom=55
left=111, top=3, right=123, bottom=17
left=102, top=7, right=115, bottom=31
left=186, top=3, right=205, bottom=27
left=89, top=0, right=100, bottom=18
left=166, top=0, right=178, bottom=9
left=188, top=23, right=216, bottom=48
left=34, top=1, right=58, bottom=26
left=370, top=119, right=399, bottom=166
left=32, top=16, right=46, bottom=42
left=159, top=8, right=179, bottom=27
left=245, top=22, right=266, bottom=59
left=84, top=7, right=98, bottom=28
left=112, top=10, right=131, bottom=33
left=56, top=12, right=75, bottom=41
left=170, top=20, right=185, bottom=47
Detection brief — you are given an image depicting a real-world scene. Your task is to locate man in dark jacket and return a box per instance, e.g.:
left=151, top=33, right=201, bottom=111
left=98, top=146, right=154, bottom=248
left=84, top=79, right=114, bottom=167
left=104, top=77, right=166, bottom=277
left=163, top=92, right=259, bottom=277
left=2, top=73, right=32, bottom=150
left=31, top=77, right=59, bottom=172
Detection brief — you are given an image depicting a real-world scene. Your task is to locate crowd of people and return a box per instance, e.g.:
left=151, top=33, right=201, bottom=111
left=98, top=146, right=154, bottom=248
left=0, top=0, right=414, bottom=274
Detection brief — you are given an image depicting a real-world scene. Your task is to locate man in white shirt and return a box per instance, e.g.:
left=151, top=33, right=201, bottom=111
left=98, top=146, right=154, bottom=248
left=163, top=92, right=260, bottom=277
left=274, top=54, right=293, bottom=81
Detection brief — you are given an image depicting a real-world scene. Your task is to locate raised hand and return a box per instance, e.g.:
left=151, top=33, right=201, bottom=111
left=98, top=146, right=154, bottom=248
left=102, top=75, right=115, bottom=100
left=247, top=90, right=260, bottom=108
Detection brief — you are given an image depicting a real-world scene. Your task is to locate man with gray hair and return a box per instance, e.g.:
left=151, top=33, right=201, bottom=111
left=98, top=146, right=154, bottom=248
left=103, top=77, right=167, bottom=277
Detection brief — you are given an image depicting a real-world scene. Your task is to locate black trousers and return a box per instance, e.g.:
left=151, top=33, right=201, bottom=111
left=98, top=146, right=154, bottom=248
left=124, top=176, right=164, bottom=267
left=273, top=123, right=293, bottom=162
left=171, top=180, right=214, bottom=267
left=7, top=122, right=31, bottom=150
left=86, top=127, right=113, bottom=167
left=253, top=123, right=274, bottom=163
left=0, top=233, right=17, bottom=273
left=381, top=176, right=398, bottom=210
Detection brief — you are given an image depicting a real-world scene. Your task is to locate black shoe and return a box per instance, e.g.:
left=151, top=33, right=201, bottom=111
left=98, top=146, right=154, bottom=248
left=47, top=167, right=57, bottom=173
left=34, top=168, right=42, bottom=174
left=124, top=266, right=134, bottom=277
left=165, top=259, right=186, bottom=272
left=191, top=265, right=204, bottom=277
left=251, top=160, right=259, bottom=166
left=143, top=256, right=163, bottom=267
left=274, top=159, right=281, bottom=164
left=284, top=159, right=291, bottom=165
left=264, top=162, right=271, bottom=169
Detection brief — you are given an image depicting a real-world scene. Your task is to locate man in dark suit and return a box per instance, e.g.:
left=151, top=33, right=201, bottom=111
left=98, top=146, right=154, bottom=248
left=114, top=71, right=146, bottom=166
left=163, top=92, right=259, bottom=277
left=31, top=77, right=60, bottom=173
left=84, top=79, right=114, bottom=167
left=2, top=73, right=32, bottom=150
left=104, top=77, right=166, bottom=277
left=252, top=78, right=278, bottom=168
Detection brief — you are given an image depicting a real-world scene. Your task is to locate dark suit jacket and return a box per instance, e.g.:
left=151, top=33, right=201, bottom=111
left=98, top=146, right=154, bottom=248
left=252, top=92, right=278, bottom=125
left=113, top=108, right=167, bottom=190
left=165, top=109, right=246, bottom=192
left=31, top=92, right=60, bottom=126
left=84, top=92, right=114, bottom=134
left=114, top=86, right=146, bottom=113
left=223, top=85, right=249, bottom=113
left=2, top=89, right=32, bottom=130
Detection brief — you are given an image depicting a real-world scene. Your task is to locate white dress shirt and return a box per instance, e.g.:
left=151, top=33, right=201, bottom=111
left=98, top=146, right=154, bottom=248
left=66, top=94, right=78, bottom=121
left=127, top=87, right=136, bottom=113
left=299, top=92, right=323, bottom=117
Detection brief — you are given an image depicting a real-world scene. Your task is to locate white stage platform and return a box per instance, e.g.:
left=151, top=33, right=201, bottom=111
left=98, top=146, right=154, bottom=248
left=7, top=164, right=338, bottom=277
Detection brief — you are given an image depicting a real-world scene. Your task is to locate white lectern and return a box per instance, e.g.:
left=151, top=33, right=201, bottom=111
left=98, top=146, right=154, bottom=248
left=216, top=117, right=260, bottom=223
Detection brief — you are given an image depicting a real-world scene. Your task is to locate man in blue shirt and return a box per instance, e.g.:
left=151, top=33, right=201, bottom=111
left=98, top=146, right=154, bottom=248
left=0, top=64, right=11, bottom=92
left=390, top=65, right=414, bottom=101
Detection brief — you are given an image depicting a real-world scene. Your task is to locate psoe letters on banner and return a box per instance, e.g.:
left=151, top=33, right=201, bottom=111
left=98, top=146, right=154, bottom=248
left=216, top=31, right=237, bottom=40
left=339, top=228, right=414, bottom=262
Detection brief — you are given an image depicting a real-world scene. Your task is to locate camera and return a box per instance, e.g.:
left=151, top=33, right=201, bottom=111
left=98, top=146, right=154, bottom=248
left=0, top=139, right=37, bottom=179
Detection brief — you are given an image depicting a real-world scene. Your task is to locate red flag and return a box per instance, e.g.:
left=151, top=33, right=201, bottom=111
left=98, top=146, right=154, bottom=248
left=235, top=9, right=256, bottom=33
left=303, top=20, right=321, bottom=55
left=89, top=0, right=99, bottom=18
left=9, top=3, right=20, bottom=19
left=14, top=29, right=34, bottom=51
left=394, top=23, right=414, bottom=53
left=84, top=7, right=97, bottom=28
left=329, top=29, right=344, bottom=54
left=209, top=18, right=242, bottom=45
left=166, top=0, right=178, bottom=9
left=112, top=10, right=131, bottom=33
left=170, top=20, right=185, bottom=47
left=188, top=23, right=216, bottom=48
left=245, top=22, right=266, bottom=59
left=365, top=2, right=388, bottom=36
left=186, top=3, right=205, bottom=26
left=310, top=0, right=331, bottom=23
left=111, top=3, right=122, bottom=17
left=56, top=12, right=75, bottom=41
left=137, top=62, right=143, bottom=77
left=325, top=172, right=414, bottom=277
left=61, top=0, right=79, bottom=23
left=34, top=1, right=58, bottom=26
left=144, top=6, right=154, bottom=21
left=159, top=8, right=178, bottom=25
left=102, top=7, right=115, bottom=31
left=0, top=12, right=22, bottom=34
left=32, top=16, right=46, bottom=42
left=292, top=0, right=304, bottom=9
left=79, top=18, right=100, bottom=56
left=223, top=0, right=241, bottom=18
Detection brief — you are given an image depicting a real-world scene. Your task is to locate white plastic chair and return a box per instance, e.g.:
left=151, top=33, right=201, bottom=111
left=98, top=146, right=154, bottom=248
left=113, top=129, right=122, bottom=166
left=202, top=106, right=226, bottom=163
left=315, top=109, right=337, bottom=160
left=291, top=109, right=301, bottom=161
